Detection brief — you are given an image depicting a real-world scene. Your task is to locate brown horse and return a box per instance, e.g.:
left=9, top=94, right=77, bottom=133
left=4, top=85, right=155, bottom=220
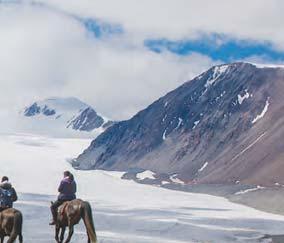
left=51, top=199, right=97, bottom=243
left=0, top=208, right=23, bottom=243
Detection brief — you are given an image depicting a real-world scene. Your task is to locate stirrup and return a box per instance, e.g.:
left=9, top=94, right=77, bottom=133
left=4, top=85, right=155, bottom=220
left=49, top=221, right=56, bottom=226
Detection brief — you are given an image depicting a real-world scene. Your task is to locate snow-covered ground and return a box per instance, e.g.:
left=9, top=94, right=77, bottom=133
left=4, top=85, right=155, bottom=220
left=1, top=133, right=284, bottom=242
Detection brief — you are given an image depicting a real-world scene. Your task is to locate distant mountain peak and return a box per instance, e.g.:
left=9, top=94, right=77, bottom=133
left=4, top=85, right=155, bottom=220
left=67, top=107, right=105, bottom=132
left=23, top=102, right=41, bottom=117
left=20, top=97, right=114, bottom=137
left=23, top=97, right=89, bottom=117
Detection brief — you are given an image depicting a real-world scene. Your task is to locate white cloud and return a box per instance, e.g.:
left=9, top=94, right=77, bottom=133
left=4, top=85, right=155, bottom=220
left=2, top=0, right=281, bottom=122
left=241, top=54, right=284, bottom=66
left=34, top=0, right=284, bottom=50
left=0, top=3, right=215, bottom=120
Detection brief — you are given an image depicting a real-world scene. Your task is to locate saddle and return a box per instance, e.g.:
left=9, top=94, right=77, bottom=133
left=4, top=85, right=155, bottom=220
left=58, top=202, right=69, bottom=218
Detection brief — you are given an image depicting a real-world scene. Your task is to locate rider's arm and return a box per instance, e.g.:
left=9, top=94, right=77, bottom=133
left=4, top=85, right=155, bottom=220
left=58, top=181, right=64, bottom=193
left=73, top=181, right=77, bottom=194
left=11, top=187, right=18, bottom=202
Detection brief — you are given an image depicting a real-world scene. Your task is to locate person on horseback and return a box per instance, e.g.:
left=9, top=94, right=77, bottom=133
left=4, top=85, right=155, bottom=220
left=49, top=171, right=77, bottom=225
left=0, top=176, right=18, bottom=211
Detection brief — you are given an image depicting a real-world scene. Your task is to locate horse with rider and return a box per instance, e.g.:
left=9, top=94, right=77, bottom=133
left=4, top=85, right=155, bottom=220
left=50, top=171, right=97, bottom=243
left=0, top=176, right=23, bottom=243
left=0, top=172, right=97, bottom=243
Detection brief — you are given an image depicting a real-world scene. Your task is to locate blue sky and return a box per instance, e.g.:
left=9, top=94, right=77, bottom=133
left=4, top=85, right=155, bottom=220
left=80, top=18, right=284, bottom=63
left=144, top=36, right=284, bottom=63
left=80, top=18, right=123, bottom=38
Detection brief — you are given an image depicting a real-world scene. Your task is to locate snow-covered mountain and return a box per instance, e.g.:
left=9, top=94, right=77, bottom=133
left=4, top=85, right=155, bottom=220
left=73, top=62, right=284, bottom=186
left=19, top=97, right=113, bottom=137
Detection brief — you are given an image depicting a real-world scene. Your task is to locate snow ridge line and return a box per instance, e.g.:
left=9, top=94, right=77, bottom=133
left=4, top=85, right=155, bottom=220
left=231, top=132, right=267, bottom=163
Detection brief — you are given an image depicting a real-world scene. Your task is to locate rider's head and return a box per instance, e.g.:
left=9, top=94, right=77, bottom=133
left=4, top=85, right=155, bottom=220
left=69, top=173, right=74, bottom=181
left=1, top=176, right=9, bottom=182
left=63, top=171, right=71, bottom=178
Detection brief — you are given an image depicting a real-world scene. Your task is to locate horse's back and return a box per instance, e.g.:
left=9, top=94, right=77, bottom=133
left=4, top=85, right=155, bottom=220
left=58, top=199, right=84, bottom=213
left=68, top=199, right=84, bottom=206
left=58, top=199, right=85, bottom=226
left=1, top=208, right=22, bottom=219
left=0, top=208, right=23, bottom=236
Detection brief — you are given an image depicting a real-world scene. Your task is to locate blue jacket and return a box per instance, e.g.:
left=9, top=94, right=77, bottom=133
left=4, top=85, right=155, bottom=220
left=58, top=177, right=76, bottom=201
left=0, top=181, right=18, bottom=208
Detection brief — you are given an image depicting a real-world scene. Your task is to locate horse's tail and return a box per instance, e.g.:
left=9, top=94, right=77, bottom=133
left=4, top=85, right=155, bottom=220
left=7, top=210, right=23, bottom=243
left=82, top=201, right=97, bottom=243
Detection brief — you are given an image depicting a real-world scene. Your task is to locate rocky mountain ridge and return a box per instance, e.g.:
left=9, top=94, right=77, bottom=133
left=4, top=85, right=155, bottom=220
left=73, top=63, right=284, bottom=186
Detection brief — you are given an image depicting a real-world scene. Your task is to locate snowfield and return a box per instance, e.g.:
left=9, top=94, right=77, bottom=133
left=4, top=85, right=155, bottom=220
left=1, top=134, right=284, bottom=242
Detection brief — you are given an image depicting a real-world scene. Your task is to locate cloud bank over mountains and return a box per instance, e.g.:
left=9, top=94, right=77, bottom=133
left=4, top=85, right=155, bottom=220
left=0, top=0, right=283, bottom=120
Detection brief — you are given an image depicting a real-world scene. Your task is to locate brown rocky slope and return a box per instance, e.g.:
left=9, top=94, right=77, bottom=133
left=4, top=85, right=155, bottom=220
left=73, top=62, right=284, bottom=187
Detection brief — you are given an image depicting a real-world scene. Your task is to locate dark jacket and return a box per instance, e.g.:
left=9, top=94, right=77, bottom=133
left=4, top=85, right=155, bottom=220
left=0, top=181, right=18, bottom=207
left=57, top=177, right=76, bottom=201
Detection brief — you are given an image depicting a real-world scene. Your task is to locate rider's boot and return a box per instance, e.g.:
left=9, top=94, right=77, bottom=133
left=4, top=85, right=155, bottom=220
left=49, top=207, right=57, bottom=225
left=49, top=220, right=56, bottom=225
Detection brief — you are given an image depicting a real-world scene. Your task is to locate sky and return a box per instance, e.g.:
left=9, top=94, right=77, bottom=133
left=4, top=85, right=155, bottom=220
left=0, top=0, right=283, bottom=120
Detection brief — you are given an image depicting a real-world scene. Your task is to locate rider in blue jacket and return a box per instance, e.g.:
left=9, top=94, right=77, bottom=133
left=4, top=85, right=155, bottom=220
left=0, top=176, right=18, bottom=211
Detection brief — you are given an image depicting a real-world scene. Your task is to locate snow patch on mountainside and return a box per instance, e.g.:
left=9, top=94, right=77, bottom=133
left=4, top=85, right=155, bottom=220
left=193, top=120, right=200, bottom=129
left=170, top=174, right=185, bottom=184
left=231, top=132, right=267, bottom=163
left=175, top=118, right=183, bottom=130
left=198, top=162, right=208, bottom=173
left=238, top=90, right=250, bottom=105
left=235, top=186, right=265, bottom=195
left=205, top=65, right=228, bottom=88
left=162, top=129, right=167, bottom=140
left=251, top=63, right=284, bottom=69
left=252, top=99, right=269, bottom=124
left=137, top=170, right=156, bottom=180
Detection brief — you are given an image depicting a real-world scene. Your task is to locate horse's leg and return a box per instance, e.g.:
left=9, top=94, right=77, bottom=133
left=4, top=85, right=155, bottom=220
left=55, top=225, right=60, bottom=243
left=19, top=233, right=23, bottom=243
left=7, top=234, right=18, bottom=243
left=7, top=231, right=20, bottom=243
left=87, top=231, right=90, bottom=243
left=64, top=224, right=74, bottom=243
left=60, top=226, right=66, bottom=243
